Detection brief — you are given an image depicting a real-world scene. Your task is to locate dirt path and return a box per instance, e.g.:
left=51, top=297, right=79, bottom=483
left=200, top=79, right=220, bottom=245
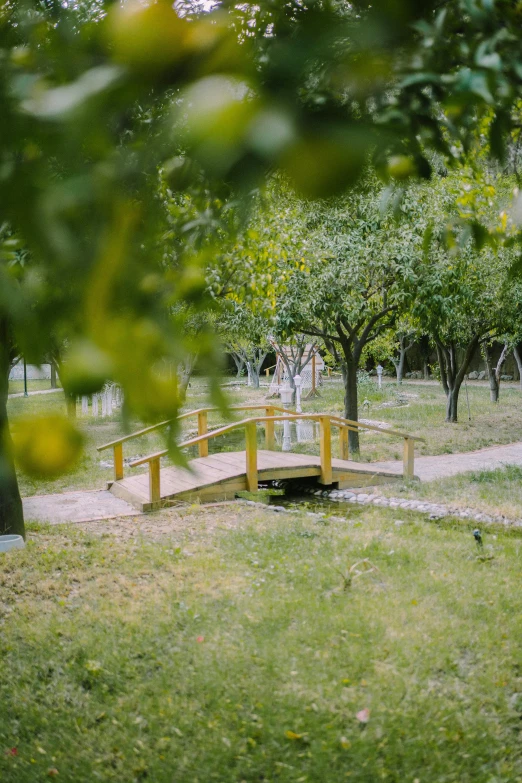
left=23, top=489, right=139, bottom=524
left=8, top=387, right=63, bottom=399
left=372, top=441, right=522, bottom=481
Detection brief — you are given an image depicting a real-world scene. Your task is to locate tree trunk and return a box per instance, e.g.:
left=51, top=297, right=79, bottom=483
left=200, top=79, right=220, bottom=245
left=482, top=342, right=507, bottom=403
left=397, top=350, right=406, bottom=384
left=494, top=343, right=509, bottom=402
left=229, top=352, right=245, bottom=379
left=249, top=362, right=260, bottom=389
left=250, top=350, right=268, bottom=390
left=513, top=345, right=522, bottom=392
left=482, top=342, right=498, bottom=402
left=437, top=336, right=479, bottom=423
left=179, top=353, right=198, bottom=402
left=435, top=342, right=449, bottom=396
left=343, top=356, right=360, bottom=454
left=445, top=384, right=461, bottom=423
left=50, top=361, right=58, bottom=389
left=420, top=335, right=431, bottom=379
left=65, top=390, right=77, bottom=419
left=0, top=332, right=25, bottom=538
left=391, top=336, right=411, bottom=385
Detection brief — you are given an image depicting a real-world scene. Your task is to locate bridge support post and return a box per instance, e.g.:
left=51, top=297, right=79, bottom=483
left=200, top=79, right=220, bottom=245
left=403, top=437, right=414, bottom=480
left=265, top=407, right=275, bottom=450
left=113, top=443, right=124, bottom=481
left=245, top=421, right=258, bottom=492
left=198, top=411, right=208, bottom=457
left=319, top=416, right=332, bottom=485
left=339, top=427, right=349, bottom=461
left=149, top=457, right=161, bottom=505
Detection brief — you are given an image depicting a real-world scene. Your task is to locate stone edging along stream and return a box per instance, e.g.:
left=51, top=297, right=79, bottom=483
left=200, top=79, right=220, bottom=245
left=261, top=482, right=522, bottom=530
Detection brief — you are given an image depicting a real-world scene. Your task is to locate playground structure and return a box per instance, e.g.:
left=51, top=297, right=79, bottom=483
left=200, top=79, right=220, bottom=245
left=268, top=343, right=324, bottom=398
left=98, top=404, right=420, bottom=511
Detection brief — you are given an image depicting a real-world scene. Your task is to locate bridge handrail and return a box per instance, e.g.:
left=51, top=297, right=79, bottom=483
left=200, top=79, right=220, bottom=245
left=97, top=404, right=289, bottom=453
left=130, top=412, right=421, bottom=468
left=122, top=412, right=419, bottom=506
left=97, top=404, right=289, bottom=482
left=98, top=404, right=420, bottom=455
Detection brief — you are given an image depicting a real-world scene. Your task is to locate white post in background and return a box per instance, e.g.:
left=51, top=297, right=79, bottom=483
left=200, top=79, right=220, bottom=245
left=81, top=396, right=89, bottom=416
left=101, top=392, right=107, bottom=417
left=280, top=383, right=293, bottom=452
left=107, top=386, right=113, bottom=413
left=246, top=362, right=252, bottom=387
left=293, top=374, right=302, bottom=414
left=92, top=394, right=99, bottom=416
left=377, top=364, right=383, bottom=389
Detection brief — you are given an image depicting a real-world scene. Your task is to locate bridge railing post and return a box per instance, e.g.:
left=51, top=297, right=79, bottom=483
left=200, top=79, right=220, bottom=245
left=113, top=442, right=124, bottom=481
left=265, top=407, right=275, bottom=450
left=149, top=457, right=161, bottom=505
left=319, top=416, right=332, bottom=485
left=198, top=411, right=208, bottom=457
left=403, top=437, right=414, bottom=480
left=339, top=426, right=349, bottom=461
left=245, top=421, right=258, bottom=492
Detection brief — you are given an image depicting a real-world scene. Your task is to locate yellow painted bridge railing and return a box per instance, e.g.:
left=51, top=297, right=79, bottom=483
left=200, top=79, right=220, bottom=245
left=98, top=405, right=421, bottom=506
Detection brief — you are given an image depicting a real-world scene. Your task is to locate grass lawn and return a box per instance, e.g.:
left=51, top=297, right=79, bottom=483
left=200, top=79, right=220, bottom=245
left=8, top=379, right=59, bottom=395
left=1, top=503, right=521, bottom=782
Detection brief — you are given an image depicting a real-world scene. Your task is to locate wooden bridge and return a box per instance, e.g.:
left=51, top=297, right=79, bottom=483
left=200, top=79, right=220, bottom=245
left=98, top=405, right=420, bottom=511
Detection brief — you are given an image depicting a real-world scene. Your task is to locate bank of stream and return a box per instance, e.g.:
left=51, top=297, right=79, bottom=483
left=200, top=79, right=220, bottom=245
left=238, top=480, right=522, bottom=531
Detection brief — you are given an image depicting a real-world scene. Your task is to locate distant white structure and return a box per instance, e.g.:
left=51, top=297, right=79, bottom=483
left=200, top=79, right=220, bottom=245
left=79, top=383, right=123, bottom=418
left=268, top=344, right=324, bottom=397
left=9, top=362, right=52, bottom=380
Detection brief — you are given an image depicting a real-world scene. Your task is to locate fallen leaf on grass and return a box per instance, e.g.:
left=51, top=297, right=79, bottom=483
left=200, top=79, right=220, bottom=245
left=285, top=730, right=309, bottom=742
left=4, top=748, right=18, bottom=757
left=356, top=708, right=370, bottom=723
left=196, top=636, right=204, bottom=643
left=48, top=769, right=59, bottom=777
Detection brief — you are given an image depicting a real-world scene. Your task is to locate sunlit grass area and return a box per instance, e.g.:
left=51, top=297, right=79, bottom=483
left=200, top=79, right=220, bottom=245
left=1, top=503, right=521, bottom=783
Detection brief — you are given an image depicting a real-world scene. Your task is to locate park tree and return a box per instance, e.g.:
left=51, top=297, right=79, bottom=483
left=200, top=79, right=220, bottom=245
left=268, top=334, right=320, bottom=394
left=275, top=178, right=422, bottom=454
left=218, top=303, right=271, bottom=390
left=481, top=339, right=509, bottom=403
left=413, top=241, right=513, bottom=421
left=388, top=320, right=419, bottom=385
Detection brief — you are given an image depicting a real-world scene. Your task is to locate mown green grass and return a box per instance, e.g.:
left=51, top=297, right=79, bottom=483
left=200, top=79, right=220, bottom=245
left=1, top=504, right=521, bottom=782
